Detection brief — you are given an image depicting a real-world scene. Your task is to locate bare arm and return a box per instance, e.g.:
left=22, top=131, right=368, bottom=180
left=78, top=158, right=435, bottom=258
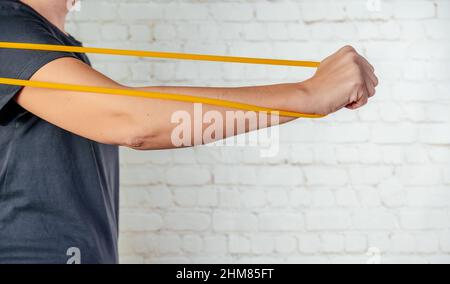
left=15, top=46, right=378, bottom=150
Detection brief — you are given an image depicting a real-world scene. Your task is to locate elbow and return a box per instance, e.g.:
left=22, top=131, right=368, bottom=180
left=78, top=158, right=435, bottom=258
left=120, top=126, right=160, bottom=150
left=98, top=105, right=165, bottom=150
left=123, top=134, right=147, bottom=150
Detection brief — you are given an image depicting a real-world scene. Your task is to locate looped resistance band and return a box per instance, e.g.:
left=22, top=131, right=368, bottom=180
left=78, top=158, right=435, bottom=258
left=0, top=42, right=324, bottom=119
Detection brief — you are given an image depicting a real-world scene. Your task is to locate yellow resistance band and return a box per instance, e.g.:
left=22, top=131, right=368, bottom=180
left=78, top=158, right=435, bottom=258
left=0, top=42, right=324, bottom=119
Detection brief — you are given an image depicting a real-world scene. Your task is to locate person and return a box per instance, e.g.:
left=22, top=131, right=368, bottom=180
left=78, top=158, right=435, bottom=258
left=0, top=0, right=378, bottom=264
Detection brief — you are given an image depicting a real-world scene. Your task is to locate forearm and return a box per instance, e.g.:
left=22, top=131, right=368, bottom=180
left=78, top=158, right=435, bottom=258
left=129, top=82, right=312, bottom=150
left=18, top=46, right=377, bottom=151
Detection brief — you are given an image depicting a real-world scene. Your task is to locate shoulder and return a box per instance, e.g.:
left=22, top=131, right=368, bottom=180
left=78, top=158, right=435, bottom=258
left=0, top=2, right=56, bottom=43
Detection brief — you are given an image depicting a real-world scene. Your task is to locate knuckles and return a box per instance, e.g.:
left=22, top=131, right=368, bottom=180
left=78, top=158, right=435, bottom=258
left=348, top=65, right=364, bottom=88
left=341, top=45, right=356, bottom=54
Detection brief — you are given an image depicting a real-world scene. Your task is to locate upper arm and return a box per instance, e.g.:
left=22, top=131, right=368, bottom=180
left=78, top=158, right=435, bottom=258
left=0, top=13, right=146, bottom=146
left=15, top=57, right=138, bottom=145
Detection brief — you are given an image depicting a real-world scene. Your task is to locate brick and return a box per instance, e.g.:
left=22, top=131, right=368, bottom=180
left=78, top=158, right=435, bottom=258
left=349, top=166, right=393, bottom=185
left=336, top=189, right=359, bottom=206
left=101, top=23, right=128, bottom=41
left=303, top=167, right=348, bottom=186
left=379, top=22, right=401, bottom=40
left=173, top=189, right=197, bottom=207
left=298, top=235, right=321, bottom=254
left=392, top=233, right=415, bottom=253
left=306, top=210, right=351, bottom=231
left=437, top=1, right=450, bottom=18
left=358, top=144, right=382, bottom=164
left=429, top=146, right=450, bottom=163
left=300, top=1, right=346, bottom=22
left=251, top=235, right=274, bottom=254
left=393, top=83, right=435, bottom=101
left=129, top=25, right=152, bottom=42
left=267, top=23, right=289, bottom=40
left=346, top=0, right=392, bottom=21
left=166, top=167, right=211, bottom=186
left=120, top=212, right=162, bottom=232
left=321, top=234, right=345, bottom=253
left=426, top=20, right=450, bottom=40
left=153, top=23, right=177, bottom=40
left=163, top=4, right=209, bottom=20
left=74, top=2, right=117, bottom=21
left=371, top=123, right=417, bottom=144
left=256, top=3, right=301, bottom=21
left=357, top=22, right=379, bottom=40
left=336, top=146, right=359, bottom=164
left=289, top=190, right=312, bottom=208
left=182, top=235, right=203, bottom=253
left=360, top=188, right=382, bottom=207
left=403, top=61, right=427, bottom=81
left=289, top=145, right=314, bottom=164
left=415, top=233, right=439, bottom=253
left=381, top=146, right=405, bottom=164
left=122, top=186, right=172, bottom=208
left=313, top=145, right=337, bottom=165
left=130, top=63, right=152, bottom=82
left=118, top=4, right=165, bottom=20
left=353, top=210, right=397, bottom=230
left=203, top=236, right=227, bottom=254
left=213, top=166, right=257, bottom=185
left=287, top=23, right=310, bottom=40
left=396, top=166, right=442, bottom=185
left=419, top=124, right=450, bottom=144
left=266, top=190, right=289, bottom=207
left=259, top=213, right=304, bottom=232
left=197, top=188, right=219, bottom=207
left=400, top=21, right=426, bottom=40
left=378, top=178, right=405, bottom=208
left=78, top=23, right=101, bottom=41
left=440, top=231, right=450, bottom=252
left=393, top=1, right=435, bottom=19
left=213, top=212, right=258, bottom=232
left=275, top=236, right=297, bottom=254
left=257, top=167, right=304, bottom=186
left=164, top=212, right=211, bottom=231
left=241, top=190, right=267, bottom=208
left=400, top=210, right=449, bottom=229
left=335, top=23, right=358, bottom=40
left=218, top=189, right=242, bottom=208
left=210, top=4, right=254, bottom=21
left=406, top=189, right=450, bottom=208
left=365, top=42, right=410, bottom=60
left=312, top=190, right=335, bottom=207
left=156, top=235, right=182, bottom=254
left=345, top=234, right=367, bottom=253
left=229, top=235, right=251, bottom=254
left=409, top=43, right=450, bottom=60
left=316, top=124, right=370, bottom=143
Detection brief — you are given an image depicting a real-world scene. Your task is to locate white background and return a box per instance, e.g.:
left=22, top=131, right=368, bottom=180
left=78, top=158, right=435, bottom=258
left=67, top=0, right=450, bottom=264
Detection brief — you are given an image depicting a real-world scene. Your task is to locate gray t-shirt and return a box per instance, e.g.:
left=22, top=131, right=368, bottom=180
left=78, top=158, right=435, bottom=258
left=0, top=0, right=119, bottom=264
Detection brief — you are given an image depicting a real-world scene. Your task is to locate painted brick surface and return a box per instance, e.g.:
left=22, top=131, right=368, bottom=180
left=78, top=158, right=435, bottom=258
left=67, top=0, right=450, bottom=264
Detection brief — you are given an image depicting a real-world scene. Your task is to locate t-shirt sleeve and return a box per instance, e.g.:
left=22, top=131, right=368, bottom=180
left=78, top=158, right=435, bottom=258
left=0, top=15, right=79, bottom=113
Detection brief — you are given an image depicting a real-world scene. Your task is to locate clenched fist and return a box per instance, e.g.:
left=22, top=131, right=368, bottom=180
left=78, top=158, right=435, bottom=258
left=302, top=46, right=378, bottom=115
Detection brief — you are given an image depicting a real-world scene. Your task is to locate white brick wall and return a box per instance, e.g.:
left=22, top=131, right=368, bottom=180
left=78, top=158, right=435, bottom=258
left=67, top=0, right=450, bottom=264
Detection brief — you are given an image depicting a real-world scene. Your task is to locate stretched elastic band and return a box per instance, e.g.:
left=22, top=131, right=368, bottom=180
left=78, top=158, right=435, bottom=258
left=0, top=42, right=321, bottom=68
left=0, top=77, right=324, bottom=119
left=0, top=42, right=324, bottom=119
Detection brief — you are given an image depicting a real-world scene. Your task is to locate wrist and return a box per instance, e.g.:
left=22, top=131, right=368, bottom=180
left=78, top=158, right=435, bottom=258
left=290, top=80, right=322, bottom=115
